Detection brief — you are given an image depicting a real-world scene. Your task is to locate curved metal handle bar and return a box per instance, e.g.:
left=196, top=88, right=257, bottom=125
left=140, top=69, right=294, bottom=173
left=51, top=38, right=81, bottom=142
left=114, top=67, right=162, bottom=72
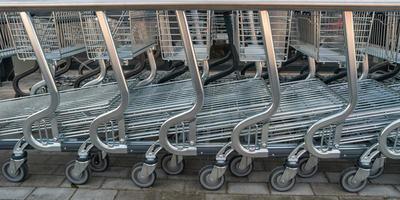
left=306, top=57, right=316, bottom=79
left=30, top=62, right=56, bottom=95
left=159, top=10, right=205, bottom=156
left=231, top=10, right=281, bottom=158
left=89, top=11, right=129, bottom=154
left=20, top=12, right=61, bottom=151
left=379, top=119, right=400, bottom=160
left=136, top=49, right=157, bottom=87
left=304, top=11, right=358, bottom=159
left=83, top=59, right=107, bottom=87
left=359, top=54, right=369, bottom=80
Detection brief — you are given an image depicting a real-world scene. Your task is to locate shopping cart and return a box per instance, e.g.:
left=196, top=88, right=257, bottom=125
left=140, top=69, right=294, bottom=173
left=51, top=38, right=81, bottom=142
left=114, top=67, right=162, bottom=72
left=0, top=13, right=17, bottom=65
left=0, top=11, right=158, bottom=184
left=197, top=10, right=349, bottom=190
left=274, top=11, right=400, bottom=193
left=366, top=12, right=400, bottom=84
left=290, top=11, right=373, bottom=82
left=5, top=11, right=86, bottom=94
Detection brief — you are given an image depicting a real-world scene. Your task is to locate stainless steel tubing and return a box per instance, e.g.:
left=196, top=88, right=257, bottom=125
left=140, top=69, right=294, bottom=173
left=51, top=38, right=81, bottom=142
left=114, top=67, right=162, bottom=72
left=159, top=10, right=204, bottom=156
left=231, top=10, right=280, bottom=158
left=304, top=11, right=359, bottom=158
left=88, top=11, right=129, bottom=154
left=0, top=1, right=399, bottom=11
left=20, top=11, right=61, bottom=151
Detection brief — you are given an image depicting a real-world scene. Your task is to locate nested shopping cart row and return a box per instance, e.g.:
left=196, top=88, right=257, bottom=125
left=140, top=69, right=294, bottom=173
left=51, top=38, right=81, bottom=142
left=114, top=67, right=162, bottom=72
left=1, top=8, right=400, bottom=194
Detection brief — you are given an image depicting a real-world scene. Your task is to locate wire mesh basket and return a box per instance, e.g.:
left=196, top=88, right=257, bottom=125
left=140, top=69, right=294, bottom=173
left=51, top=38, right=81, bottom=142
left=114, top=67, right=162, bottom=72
left=212, top=11, right=229, bottom=42
left=235, top=10, right=292, bottom=65
left=0, top=12, right=17, bottom=59
left=5, top=11, right=85, bottom=61
left=157, top=10, right=212, bottom=61
left=290, top=11, right=374, bottom=65
left=366, top=12, right=400, bottom=64
left=80, top=10, right=157, bottom=61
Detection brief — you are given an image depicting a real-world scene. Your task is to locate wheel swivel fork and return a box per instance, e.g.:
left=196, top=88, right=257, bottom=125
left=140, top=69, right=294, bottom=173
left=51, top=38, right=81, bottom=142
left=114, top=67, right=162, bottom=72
left=70, top=140, right=95, bottom=177
left=9, top=138, right=29, bottom=176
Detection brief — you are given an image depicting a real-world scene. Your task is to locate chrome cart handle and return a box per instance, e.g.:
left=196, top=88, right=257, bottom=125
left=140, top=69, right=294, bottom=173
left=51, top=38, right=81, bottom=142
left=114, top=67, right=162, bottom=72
left=231, top=10, right=280, bottom=158
left=304, top=11, right=358, bottom=159
left=20, top=12, right=61, bottom=151
left=379, top=119, right=400, bottom=160
left=159, top=10, right=204, bottom=156
left=89, top=11, right=129, bottom=154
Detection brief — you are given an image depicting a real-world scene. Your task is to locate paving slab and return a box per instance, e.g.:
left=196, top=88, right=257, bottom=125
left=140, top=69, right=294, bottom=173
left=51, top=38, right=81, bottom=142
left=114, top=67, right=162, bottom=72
left=205, top=194, right=249, bottom=200
left=71, top=189, right=118, bottom=200
left=60, top=176, right=105, bottom=189
left=21, top=175, right=65, bottom=187
left=115, top=190, right=160, bottom=200
left=293, top=196, right=339, bottom=200
left=161, top=191, right=205, bottom=200
left=26, top=187, right=75, bottom=200
left=0, top=187, right=34, bottom=200
left=311, top=183, right=356, bottom=196
left=326, top=172, right=340, bottom=184
left=297, top=172, right=329, bottom=183
left=370, top=174, right=400, bottom=185
left=27, top=164, right=59, bottom=175
left=339, top=197, right=384, bottom=200
left=227, top=182, right=269, bottom=195
left=250, top=196, right=295, bottom=200
left=0, top=174, right=22, bottom=187
left=101, top=178, right=141, bottom=190
left=270, top=183, right=314, bottom=196
left=359, top=185, right=400, bottom=198
left=183, top=180, right=227, bottom=194
left=92, top=167, right=130, bottom=178
left=248, top=171, right=269, bottom=183
left=152, top=180, right=185, bottom=192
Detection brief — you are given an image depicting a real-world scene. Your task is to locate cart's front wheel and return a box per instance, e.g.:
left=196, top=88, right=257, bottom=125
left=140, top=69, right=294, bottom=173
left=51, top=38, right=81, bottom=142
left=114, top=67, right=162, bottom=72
left=297, top=157, right=318, bottom=178
left=89, top=152, right=109, bottom=172
left=65, top=160, right=91, bottom=185
left=229, top=156, right=253, bottom=177
left=270, top=166, right=296, bottom=192
left=340, top=167, right=367, bottom=193
left=161, top=154, right=184, bottom=175
left=130, top=162, right=156, bottom=188
left=1, top=160, right=28, bottom=182
left=199, top=165, right=225, bottom=191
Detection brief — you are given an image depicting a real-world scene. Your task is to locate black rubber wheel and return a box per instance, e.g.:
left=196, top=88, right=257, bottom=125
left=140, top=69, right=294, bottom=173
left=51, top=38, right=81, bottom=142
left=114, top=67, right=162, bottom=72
left=297, top=157, right=318, bottom=178
left=130, top=162, right=156, bottom=188
left=340, top=167, right=367, bottom=193
left=65, top=160, right=91, bottom=185
left=1, top=160, right=28, bottom=182
left=269, top=166, right=296, bottom=192
left=199, top=165, right=225, bottom=191
left=89, top=153, right=109, bottom=172
left=229, top=156, right=253, bottom=177
left=161, top=154, right=184, bottom=175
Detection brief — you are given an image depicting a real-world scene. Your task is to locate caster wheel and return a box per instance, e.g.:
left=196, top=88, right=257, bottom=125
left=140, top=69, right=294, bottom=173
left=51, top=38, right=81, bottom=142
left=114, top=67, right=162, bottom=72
left=297, top=157, right=318, bottom=178
left=229, top=156, right=253, bottom=177
left=369, top=167, right=384, bottom=179
left=340, top=167, right=367, bottom=193
left=199, top=165, right=225, bottom=191
left=1, top=160, right=28, bottom=182
left=161, top=154, right=184, bottom=175
left=130, top=162, right=156, bottom=188
left=65, top=160, right=91, bottom=185
left=270, top=166, right=296, bottom=192
left=89, top=152, right=109, bottom=172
